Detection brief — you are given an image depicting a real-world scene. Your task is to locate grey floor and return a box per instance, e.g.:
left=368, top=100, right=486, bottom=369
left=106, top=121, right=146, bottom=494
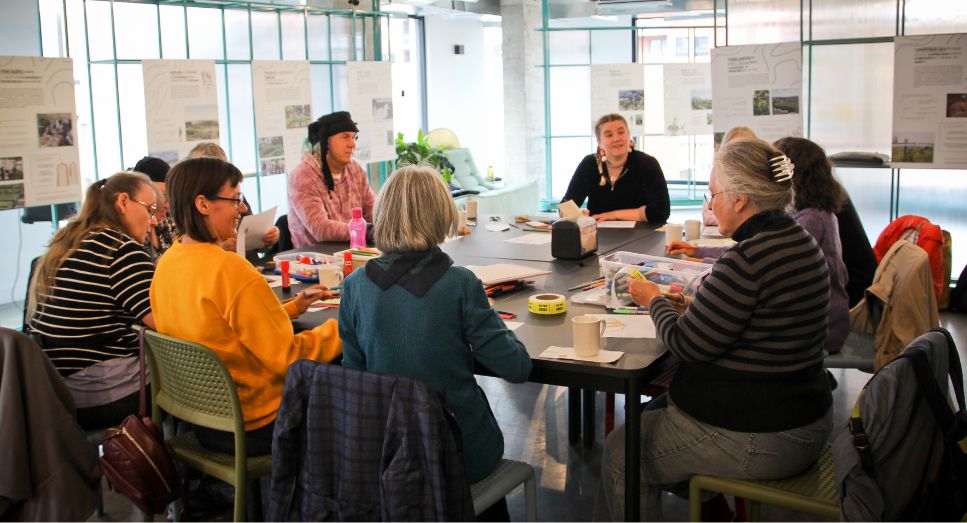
left=88, top=311, right=967, bottom=522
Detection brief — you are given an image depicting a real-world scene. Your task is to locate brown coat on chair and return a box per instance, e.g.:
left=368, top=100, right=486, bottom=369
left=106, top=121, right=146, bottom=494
left=850, top=240, right=941, bottom=370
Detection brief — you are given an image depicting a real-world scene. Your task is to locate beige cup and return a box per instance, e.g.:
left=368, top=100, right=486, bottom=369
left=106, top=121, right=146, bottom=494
left=458, top=209, right=468, bottom=232
left=684, top=219, right=702, bottom=241
left=466, top=198, right=478, bottom=220
left=665, top=223, right=683, bottom=245
left=317, top=264, right=344, bottom=288
left=572, top=315, right=606, bottom=357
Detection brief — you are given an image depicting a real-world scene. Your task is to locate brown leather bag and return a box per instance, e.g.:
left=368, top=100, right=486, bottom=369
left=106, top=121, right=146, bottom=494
left=98, top=329, right=182, bottom=515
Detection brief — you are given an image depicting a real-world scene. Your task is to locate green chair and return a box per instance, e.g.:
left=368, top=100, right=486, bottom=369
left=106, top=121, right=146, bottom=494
left=688, top=446, right=839, bottom=522
left=140, top=329, right=273, bottom=522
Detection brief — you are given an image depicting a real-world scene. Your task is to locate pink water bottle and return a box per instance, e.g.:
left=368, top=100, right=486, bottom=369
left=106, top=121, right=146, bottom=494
left=348, top=207, right=366, bottom=249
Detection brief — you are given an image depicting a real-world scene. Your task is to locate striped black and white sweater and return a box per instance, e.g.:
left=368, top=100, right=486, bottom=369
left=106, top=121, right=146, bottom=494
left=651, top=209, right=833, bottom=432
left=29, top=227, right=155, bottom=377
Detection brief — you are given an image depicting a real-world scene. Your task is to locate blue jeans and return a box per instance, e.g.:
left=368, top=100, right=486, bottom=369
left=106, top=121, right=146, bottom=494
left=602, top=395, right=832, bottom=521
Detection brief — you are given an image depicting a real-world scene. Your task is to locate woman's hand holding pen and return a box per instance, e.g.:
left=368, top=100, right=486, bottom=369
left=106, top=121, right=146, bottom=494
left=667, top=240, right=697, bottom=257
left=294, top=285, right=334, bottom=315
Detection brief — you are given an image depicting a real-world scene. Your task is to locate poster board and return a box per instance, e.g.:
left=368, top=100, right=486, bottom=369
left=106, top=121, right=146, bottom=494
left=711, top=42, right=803, bottom=143
left=346, top=61, right=396, bottom=163
left=891, top=33, right=967, bottom=169
left=251, top=60, right=312, bottom=177
left=0, top=56, right=81, bottom=210
left=142, top=59, right=220, bottom=164
left=590, top=64, right=646, bottom=136
left=663, top=63, right=713, bottom=136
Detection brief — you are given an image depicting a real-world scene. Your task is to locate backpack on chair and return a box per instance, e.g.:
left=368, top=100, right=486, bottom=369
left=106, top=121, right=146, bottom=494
left=833, top=328, right=967, bottom=521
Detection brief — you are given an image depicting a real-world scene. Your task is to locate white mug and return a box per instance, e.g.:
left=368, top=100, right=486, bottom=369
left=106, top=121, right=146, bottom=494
left=665, top=223, right=683, bottom=246
left=572, top=315, right=606, bottom=357
left=317, top=264, right=344, bottom=288
left=684, top=219, right=702, bottom=241
left=466, top=198, right=478, bottom=220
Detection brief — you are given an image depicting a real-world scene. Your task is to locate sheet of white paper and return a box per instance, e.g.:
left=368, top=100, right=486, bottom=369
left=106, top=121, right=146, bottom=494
left=237, top=206, right=277, bottom=254
left=558, top=200, right=581, bottom=219
left=264, top=275, right=282, bottom=288
left=505, top=233, right=552, bottom=245
left=486, top=222, right=510, bottom=232
left=596, top=221, right=636, bottom=229
left=588, top=314, right=657, bottom=339
left=539, top=346, right=624, bottom=364
left=504, top=321, right=523, bottom=331
left=467, top=263, right=551, bottom=285
left=701, top=226, right=726, bottom=238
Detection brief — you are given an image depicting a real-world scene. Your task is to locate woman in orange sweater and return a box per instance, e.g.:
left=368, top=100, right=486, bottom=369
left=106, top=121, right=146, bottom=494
left=150, top=157, right=341, bottom=455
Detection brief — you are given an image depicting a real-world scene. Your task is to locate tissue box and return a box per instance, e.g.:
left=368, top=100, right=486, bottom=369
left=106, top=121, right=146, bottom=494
left=599, top=251, right=710, bottom=305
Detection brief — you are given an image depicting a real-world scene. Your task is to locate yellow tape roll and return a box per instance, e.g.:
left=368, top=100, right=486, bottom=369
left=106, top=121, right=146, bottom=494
left=528, top=293, right=567, bottom=315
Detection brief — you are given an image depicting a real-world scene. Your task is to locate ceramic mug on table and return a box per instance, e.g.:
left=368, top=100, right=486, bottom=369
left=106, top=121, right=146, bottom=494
left=317, top=264, right=344, bottom=288
left=572, top=315, right=606, bottom=357
left=665, top=223, right=683, bottom=246
left=684, top=219, right=702, bottom=241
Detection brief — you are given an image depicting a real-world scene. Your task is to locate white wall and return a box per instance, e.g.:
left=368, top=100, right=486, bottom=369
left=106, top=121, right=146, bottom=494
left=0, top=0, right=55, bottom=313
left=424, top=16, right=492, bottom=174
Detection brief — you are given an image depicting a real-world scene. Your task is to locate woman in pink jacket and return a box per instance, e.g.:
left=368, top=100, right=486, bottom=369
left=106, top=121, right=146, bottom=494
left=287, top=111, right=376, bottom=247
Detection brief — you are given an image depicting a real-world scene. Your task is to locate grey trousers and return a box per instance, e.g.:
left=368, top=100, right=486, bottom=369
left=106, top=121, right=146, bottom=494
left=601, top=396, right=832, bottom=521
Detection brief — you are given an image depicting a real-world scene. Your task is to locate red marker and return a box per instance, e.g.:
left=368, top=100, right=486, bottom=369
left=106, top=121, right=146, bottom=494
left=280, top=259, right=291, bottom=291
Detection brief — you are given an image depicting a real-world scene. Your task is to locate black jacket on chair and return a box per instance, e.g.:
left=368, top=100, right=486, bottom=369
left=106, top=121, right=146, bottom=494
left=268, top=360, right=474, bottom=521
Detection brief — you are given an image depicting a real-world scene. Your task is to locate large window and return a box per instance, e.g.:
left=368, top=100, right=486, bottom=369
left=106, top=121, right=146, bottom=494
left=0, top=0, right=425, bottom=326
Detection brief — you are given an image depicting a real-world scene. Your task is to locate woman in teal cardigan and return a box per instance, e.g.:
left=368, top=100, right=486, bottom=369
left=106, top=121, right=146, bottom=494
left=338, top=165, right=533, bottom=515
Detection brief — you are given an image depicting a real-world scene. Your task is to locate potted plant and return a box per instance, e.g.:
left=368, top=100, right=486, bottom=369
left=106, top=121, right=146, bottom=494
left=395, top=130, right=456, bottom=184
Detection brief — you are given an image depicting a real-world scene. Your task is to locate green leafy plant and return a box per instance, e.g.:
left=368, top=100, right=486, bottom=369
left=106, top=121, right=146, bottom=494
left=395, top=130, right=455, bottom=183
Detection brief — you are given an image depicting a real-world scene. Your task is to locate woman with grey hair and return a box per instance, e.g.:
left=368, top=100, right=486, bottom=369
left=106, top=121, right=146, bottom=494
left=602, top=138, right=833, bottom=520
left=338, top=165, right=532, bottom=518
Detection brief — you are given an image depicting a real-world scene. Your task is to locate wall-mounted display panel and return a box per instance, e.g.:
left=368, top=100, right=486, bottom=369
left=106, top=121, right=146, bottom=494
left=142, top=59, right=220, bottom=164
left=711, top=42, right=803, bottom=143
left=252, top=60, right=312, bottom=178
left=0, top=56, right=81, bottom=209
left=590, top=64, right=646, bottom=136
left=346, top=61, right=396, bottom=163
left=663, top=63, right=713, bottom=136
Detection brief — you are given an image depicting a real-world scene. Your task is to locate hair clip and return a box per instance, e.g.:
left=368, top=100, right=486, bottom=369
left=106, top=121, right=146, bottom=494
left=770, top=155, right=794, bottom=182
left=96, top=178, right=108, bottom=190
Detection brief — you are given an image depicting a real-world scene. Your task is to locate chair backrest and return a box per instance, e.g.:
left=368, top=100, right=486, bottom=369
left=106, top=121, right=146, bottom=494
left=833, top=328, right=967, bottom=521
left=269, top=214, right=293, bottom=255
left=141, top=329, right=243, bottom=435
left=443, top=149, right=492, bottom=192
left=21, top=256, right=41, bottom=333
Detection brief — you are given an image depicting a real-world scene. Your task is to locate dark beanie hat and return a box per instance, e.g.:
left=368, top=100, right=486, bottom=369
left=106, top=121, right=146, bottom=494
left=133, top=156, right=171, bottom=183
left=308, top=111, right=359, bottom=146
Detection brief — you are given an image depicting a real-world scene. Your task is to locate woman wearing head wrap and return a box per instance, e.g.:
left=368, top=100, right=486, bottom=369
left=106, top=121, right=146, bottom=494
left=287, top=111, right=376, bottom=246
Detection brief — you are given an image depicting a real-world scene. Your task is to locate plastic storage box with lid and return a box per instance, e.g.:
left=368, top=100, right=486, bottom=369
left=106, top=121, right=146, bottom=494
left=599, top=251, right=711, bottom=306
left=273, top=252, right=342, bottom=282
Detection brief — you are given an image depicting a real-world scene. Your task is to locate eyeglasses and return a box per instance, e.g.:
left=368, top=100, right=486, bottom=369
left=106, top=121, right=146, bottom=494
left=704, top=190, right=728, bottom=204
left=131, top=197, right=159, bottom=214
left=208, top=194, right=245, bottom=209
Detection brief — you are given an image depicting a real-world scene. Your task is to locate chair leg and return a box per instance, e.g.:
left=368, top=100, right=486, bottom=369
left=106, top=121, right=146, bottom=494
left=233, top=483, right=246, bottom=522
left=95, top=477, right=106, bottom=517
left=524, top=472, right=538, bottom=522
left=582, top=389, right=594, bottom=449
left=688, top=482, right=704, bottom=522
left=749, top=500, right=761, bottom=522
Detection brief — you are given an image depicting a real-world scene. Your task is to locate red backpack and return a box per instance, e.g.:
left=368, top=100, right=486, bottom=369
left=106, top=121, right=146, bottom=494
left=874, top=215, right=945, bottom=302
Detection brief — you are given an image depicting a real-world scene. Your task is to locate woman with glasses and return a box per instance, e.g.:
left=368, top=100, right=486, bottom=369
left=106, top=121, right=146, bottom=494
left=287, top=111, right=375, bottom=247
left=602, top=138, right=832, bottom=520
left=561, top=113, right=670, bottom=223
left=670, top=136, right=851, bottom=354
left=150, top=157, right=341, bottom=455
left=27, top=171, right=160, bottom=430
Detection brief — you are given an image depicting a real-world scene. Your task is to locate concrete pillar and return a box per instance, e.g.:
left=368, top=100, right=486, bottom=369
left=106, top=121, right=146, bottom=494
left=501, top=0, right=546, bottom=196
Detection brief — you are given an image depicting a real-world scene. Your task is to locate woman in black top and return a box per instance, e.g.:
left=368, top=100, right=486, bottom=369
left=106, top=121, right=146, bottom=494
left=561, top=114, right=670, bottom=223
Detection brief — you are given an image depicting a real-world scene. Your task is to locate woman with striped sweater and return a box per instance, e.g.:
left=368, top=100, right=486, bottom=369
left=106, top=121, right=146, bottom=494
left=601, top=138, right=833, bottom=520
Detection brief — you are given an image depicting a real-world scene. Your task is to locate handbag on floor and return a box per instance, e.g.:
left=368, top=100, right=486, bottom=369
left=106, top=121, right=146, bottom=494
left=98, top=329, right=182, bottom=515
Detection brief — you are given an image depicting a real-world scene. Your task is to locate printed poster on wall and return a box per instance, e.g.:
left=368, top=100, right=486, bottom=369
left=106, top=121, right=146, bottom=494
left=142, top=59, right=219, bottom=165
left=590, top=64, right=646, bottom=136
left=711, top=42, right=803, bottom=144
left=663, top=63, right=713, bottom=136
left=346, top=61, right=396, bottom=163
left=891, top=33, right=967, bottom=169
left=251, top=60, right=312, bottom=177
left=0, top=56, right=81, bottom=210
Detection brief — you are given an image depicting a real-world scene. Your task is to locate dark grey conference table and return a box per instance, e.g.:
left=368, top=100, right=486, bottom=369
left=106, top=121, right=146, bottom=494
left=273, top=216, right=672, bottom=521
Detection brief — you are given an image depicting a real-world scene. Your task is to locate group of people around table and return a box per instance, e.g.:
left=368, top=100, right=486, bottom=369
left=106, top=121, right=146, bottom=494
left=24, top=106, right=878, bottom=520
